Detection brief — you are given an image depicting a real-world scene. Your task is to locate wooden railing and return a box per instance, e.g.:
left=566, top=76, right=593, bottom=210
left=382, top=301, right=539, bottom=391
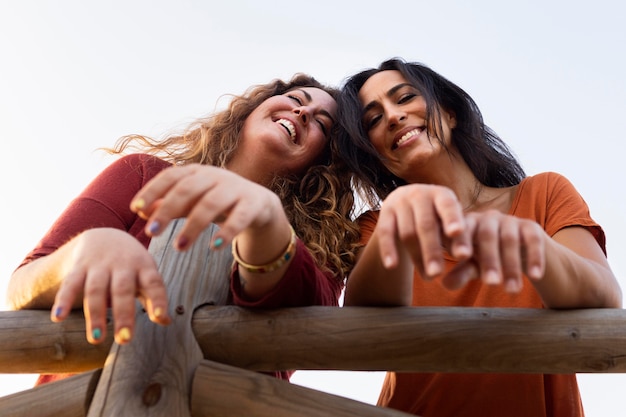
left=1, top=306, right=626, bottom=416
left=2, top=221, right=625, bottom=416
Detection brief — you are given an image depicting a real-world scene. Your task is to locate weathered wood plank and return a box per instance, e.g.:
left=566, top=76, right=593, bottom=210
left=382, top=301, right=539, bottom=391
left=192, top=305, right=626, bottom=373
left=87, top=220, right=233, bottom=417
left=4, top=306, right=626, bottom=375
left=0, top=369, right=101, bottom=417
left=0, top=310, right=111, bottom=373
left=190, top=359, right=415, bottom=417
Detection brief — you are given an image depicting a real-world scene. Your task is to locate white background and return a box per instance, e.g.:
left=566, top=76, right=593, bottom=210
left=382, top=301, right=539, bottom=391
left=1, top=1, right=625, bottom=415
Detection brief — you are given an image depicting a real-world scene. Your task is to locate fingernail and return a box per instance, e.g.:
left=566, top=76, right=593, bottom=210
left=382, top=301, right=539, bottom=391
left=92, top=327, right=102, bottom=340
left=505, top=279, right=521, bottom=293
left=54, top=306, right=63, bottom=319
left=148, top=220, right=160, bottom=235
left=213, top=237, right=224, bottom=248
left=117, top=327, right=132, bottom=343
left=484, top=270, right=501, bottom=285
left=132, top=198, right=145, bottom=211
left=153, top=307, right=163, bottom=319
left=176, top=236, right=189, bottom=250
left=426, top=261, right=442, bottom=277
left=529, top=266, right=542, bottom=280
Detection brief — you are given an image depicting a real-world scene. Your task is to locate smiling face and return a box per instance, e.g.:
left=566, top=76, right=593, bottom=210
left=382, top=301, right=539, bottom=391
left=232, top=86, right=337, bottom=183
left=359, top=70, right=456, bottom=182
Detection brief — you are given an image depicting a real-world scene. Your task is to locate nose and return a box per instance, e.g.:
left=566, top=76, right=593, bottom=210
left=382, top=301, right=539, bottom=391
left=387, top=108, right=406, bottom=130
left=293, top=106, right=310, bottom=124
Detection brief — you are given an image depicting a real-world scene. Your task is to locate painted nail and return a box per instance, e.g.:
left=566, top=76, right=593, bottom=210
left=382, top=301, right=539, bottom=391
left=92, top=327, right=102, bottom=340
left=132, top=198, right=146, bottom=211
left=117, top=327, right=132, bottom=343
left=54, top=306, right=63, bottom=319
left=176, top=236, right=189, bottom=250
left=213, top=237, right=224, bottom=248
left=148, top=220, right=160, bottom=235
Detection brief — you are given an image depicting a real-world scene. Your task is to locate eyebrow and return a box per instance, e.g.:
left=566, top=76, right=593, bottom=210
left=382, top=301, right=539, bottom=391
left=362, top=82, right=413, bottom=114
left=296, top=88, right=336, bottom=124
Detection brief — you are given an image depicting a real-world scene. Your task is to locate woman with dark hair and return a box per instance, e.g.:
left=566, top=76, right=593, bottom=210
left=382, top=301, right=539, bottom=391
left=7, top=73, right=360, bottom=384
left=337, top=58, right=621, bottom=417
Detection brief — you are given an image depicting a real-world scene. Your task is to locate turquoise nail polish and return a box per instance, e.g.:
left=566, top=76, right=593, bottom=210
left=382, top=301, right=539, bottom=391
left=92, top=327, right=102, bottom=340
left=213, top=237, right=224, bottom=248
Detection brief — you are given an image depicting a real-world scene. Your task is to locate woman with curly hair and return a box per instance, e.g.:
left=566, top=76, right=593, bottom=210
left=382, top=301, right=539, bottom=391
left=7, top=73, right=360, bottom=384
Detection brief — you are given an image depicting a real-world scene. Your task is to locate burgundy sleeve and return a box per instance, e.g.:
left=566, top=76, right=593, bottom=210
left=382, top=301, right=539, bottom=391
left=18, top=154, right=170, bottom=268
left=230, top=239, right=343, bottom=308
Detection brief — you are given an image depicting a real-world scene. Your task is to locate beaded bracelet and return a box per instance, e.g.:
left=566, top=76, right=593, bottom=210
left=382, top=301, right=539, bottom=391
left=231, top=225, right=297, bottom=273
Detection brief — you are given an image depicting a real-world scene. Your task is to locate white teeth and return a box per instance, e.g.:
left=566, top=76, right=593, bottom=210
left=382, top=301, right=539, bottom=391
left=396, top=128, right=422, bottom=147
left=277, top=119, right=296, bottom=142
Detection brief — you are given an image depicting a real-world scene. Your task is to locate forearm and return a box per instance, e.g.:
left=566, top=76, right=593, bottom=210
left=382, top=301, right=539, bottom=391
left=232, top=204, right=295, bottom=300
left=534, top=230, right=622, bottom=309
left=7, top=249, right=70, bottom=310
left=344, top=231, right=413, bottom=307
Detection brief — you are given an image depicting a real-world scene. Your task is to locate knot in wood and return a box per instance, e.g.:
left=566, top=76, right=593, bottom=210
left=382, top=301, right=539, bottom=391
left=569, top=328, right=580, bottom=340
left=142, top=382, right=162, bottom=407
left=53, top=342, right=66, bottom=360
left=175, top=305, right=185, bottom=315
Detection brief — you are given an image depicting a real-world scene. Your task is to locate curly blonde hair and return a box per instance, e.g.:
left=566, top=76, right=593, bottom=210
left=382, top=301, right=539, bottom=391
left=105, top=74, right=360, bottom=281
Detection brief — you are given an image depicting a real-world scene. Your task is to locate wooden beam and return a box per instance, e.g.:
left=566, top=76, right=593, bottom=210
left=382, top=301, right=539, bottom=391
left=0, top=369, right=101, bottom=417
left=0, top=310, right=111, bottom=373
left=192, top=305, right=626, bottom=374
left=190, top=359, right=414, bottom=417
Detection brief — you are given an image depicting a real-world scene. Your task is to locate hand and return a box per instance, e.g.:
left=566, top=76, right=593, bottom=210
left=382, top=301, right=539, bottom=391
left=376, top=184, right=472, bottom=277
left=130, top=164, right=285, bottom=250
left=51, top=228, right=171, bottom=345
left=442, top=210, right=546, bottom=292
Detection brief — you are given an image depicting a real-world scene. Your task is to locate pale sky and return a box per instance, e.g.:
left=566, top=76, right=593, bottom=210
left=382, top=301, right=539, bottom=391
left=1, top=1, right=625, bottom=415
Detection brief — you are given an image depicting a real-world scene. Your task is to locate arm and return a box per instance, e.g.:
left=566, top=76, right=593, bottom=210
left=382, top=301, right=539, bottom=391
left=7, top=154, right=172, bottom=344
left=536, top=226, right=621, bottom=308
left=444, top=173, right=622, bottom=308
left=130, top=164, right=319, bottom=301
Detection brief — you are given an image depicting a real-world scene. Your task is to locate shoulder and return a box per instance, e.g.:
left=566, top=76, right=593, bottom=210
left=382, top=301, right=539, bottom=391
left=105, top=154, right=172, bottom=182
left=521, top=171, right=571, bottom=187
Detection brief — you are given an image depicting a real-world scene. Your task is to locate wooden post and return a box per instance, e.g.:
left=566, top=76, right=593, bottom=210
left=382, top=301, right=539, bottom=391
left=87, top=220, right=233, bottom=416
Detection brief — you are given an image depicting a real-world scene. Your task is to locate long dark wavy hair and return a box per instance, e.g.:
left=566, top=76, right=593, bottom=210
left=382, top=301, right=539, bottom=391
left=336, top=58, right=526, bottom=207
left=104, top=74, right=360, bottom=280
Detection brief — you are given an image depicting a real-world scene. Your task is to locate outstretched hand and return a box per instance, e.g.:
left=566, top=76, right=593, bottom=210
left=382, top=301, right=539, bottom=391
left=130, top=164, right=284, bottom=251
left=51, top=228, right=171, bottom=345
left=443, top=210, right=546, bottom=292
left=376, top=184, right=472, bottom=275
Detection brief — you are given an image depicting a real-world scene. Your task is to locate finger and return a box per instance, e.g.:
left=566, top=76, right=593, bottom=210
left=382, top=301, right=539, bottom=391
left=82, top=269, right=111, bottom=345
left=472, top=213, right=503, bottom=285
left=137, top=269, right=171, bottom=325
left=131, top=166, right=188, bottom=215
left=376, top=209, right=401, bottom=269
left=409, top=198, right=444, bottom=278
left=441, top=260, right=479, bottom=290
left=521, top=222, right=546, bottom=281
left=51, top=268, right=85, bottom=323
left=110, top=270, right=138, bottom=345
left=499, top=217, right=523, bottom=293
left=433, top=188, right=471, bottom=259
left=174, top=187, right=240, bottom=250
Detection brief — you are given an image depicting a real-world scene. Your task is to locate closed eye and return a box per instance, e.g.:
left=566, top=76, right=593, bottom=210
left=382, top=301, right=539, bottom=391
left=316, top=118, right=329, bottom=136
left=287, top=94, right=303, bottom=105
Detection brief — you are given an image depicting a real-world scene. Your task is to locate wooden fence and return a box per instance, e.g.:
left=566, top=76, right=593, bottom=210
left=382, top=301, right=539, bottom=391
left=1, top=221, right=625, bottom=416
